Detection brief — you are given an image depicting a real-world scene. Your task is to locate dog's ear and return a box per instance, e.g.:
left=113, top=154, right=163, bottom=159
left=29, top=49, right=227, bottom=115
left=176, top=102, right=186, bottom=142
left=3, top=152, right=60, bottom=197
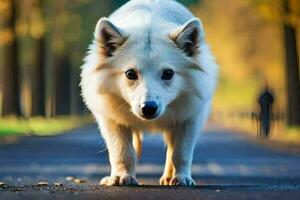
left=95, top=18, right=126, bottom=57
left=170, top=18, right=204, bottom=57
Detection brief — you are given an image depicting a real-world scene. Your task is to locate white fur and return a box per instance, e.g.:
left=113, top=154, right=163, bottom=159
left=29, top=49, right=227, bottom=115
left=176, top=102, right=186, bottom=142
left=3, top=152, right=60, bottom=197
left=81, top=0, right=218, bottom=186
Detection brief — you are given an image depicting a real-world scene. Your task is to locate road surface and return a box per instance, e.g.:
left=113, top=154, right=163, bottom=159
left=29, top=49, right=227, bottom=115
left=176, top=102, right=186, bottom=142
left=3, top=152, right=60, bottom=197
left=0, top=124, right=300, bottom=199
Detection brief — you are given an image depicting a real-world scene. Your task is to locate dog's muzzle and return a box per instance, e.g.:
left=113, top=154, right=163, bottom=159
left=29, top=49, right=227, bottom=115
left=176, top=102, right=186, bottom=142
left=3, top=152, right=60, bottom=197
left=139, top=101, right=158, bottom=119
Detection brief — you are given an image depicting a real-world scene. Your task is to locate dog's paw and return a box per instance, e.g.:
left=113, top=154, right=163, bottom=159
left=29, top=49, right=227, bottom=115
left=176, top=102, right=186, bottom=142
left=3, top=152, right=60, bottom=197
left=170, top=175, right=196, bottom=186
left=159, top=176, right=172, bottom=185
left=99, top=174, right=139, bottom=186
left=119, top=174, right=139, bottom=186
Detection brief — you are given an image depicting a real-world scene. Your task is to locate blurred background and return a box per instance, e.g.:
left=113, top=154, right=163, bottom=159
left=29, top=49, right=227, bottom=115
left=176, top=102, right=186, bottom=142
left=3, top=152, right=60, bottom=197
left=0, top=0, right=299, bottom=142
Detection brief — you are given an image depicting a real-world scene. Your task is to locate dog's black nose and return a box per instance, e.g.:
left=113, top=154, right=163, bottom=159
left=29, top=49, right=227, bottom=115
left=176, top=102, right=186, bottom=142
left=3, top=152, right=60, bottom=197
left=140, top=101, right=158, bottom=118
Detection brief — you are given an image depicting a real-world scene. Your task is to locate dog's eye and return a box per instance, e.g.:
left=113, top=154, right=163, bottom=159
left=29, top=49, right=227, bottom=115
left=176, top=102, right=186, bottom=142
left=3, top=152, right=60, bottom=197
left=125, top=69, right=138, bottom=80
left=161, top=69, right=174, bottom=80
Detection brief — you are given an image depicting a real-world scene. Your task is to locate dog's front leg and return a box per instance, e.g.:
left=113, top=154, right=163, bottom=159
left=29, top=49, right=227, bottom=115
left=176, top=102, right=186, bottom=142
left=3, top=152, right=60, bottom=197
left=169, top=120, right=199, bottom=186
left=160, top=133, right=175, bottom=185
left=98, top=118, right=138, bottom=186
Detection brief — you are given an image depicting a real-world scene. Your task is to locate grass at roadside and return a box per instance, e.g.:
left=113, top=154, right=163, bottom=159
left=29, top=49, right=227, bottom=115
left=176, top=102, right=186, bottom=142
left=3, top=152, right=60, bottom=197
left=274, top=126, right=300, bottom=145
left=0, top=116, right=93, bottom=137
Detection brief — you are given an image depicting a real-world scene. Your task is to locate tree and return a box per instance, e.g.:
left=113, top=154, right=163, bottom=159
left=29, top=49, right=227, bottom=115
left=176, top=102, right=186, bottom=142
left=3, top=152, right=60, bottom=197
left=0, top=0, right=21, bottom=116
left=283, top=0, right=300, bottom=125
left=31, top=0, right=46, bottom=116
left=54, top=56, right=71, bottom=115
left=16, top=0, right=47, bottom=117
left=31, top=34, right=46, bottom=116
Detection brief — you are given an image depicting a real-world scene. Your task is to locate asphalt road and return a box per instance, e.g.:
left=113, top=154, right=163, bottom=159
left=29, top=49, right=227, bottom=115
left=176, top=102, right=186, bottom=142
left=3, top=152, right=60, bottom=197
left=0, top=124, right=300, bottom=199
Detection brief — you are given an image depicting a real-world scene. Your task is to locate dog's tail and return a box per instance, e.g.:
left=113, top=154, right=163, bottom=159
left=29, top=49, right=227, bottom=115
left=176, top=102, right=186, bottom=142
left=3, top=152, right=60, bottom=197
left=133, top=132, right=143, bottom=160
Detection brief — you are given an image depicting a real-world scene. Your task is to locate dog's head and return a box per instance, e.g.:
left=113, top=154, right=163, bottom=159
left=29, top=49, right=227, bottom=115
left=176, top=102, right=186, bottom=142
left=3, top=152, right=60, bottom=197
left=93, top=17, right=206, bottom=121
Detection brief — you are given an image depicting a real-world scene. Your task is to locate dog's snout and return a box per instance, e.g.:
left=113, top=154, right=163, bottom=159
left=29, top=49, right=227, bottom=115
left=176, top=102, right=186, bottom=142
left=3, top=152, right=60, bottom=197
left=140, top=101, right=158, bottom=118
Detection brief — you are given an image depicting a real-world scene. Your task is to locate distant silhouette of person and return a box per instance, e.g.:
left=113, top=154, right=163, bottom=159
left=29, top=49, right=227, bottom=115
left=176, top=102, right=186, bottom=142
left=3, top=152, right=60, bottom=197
left=258, top=86, right=274, bottom=138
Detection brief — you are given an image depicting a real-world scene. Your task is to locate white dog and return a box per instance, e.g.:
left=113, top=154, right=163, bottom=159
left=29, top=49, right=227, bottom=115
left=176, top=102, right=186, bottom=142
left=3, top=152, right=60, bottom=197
left=81, top=0, right=218, bottom=186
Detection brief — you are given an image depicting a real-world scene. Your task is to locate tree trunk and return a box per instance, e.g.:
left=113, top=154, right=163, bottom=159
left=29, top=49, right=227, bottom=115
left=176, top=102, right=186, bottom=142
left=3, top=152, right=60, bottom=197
left=70, top=66, right=84, bottom=115
left=283, top=0, right=300, bottom=126
left=44, top=0, right=56, bottom=118
left=54, top=56, right=71, bottom=115
left=1, top=0, right=21, bottom=116
left=31, top=36, right=46, bottom=116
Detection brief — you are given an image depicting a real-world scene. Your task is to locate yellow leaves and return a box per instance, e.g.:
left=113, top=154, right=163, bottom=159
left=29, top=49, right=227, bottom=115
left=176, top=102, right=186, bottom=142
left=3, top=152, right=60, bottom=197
left=0, top=0, right=14, bottom=45
left=16, top=18, right=45, bottom=39
left=249, top=0, right=300, bottom=25
left=29, top=18, right=45, bottom=39
left=16, top=19, right=27, bottom=36
left=16, top=0, right=46, bottom=39
left=287, top=13, right=299, bottom=26
left=256, top=2, right=281, bottom=21
left=249, top=0, right=283, bottom=23
left=0, top=0, right=12, bottom=20
left=284, top=0, right=300, bottom=26
left=0, top=28, right=14, bottom=45
left=289, top=0, right=300, bottom=14
left=280, top=0, right=300, bottom=26
left=16, top=20, right=44, bottom=39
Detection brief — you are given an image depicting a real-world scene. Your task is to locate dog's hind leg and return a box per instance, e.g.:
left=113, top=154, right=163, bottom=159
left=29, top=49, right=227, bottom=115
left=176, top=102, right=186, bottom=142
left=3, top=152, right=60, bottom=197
left=98, top=118, right=138, bottom=186
left=160, top=132, right=175, bottom=185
